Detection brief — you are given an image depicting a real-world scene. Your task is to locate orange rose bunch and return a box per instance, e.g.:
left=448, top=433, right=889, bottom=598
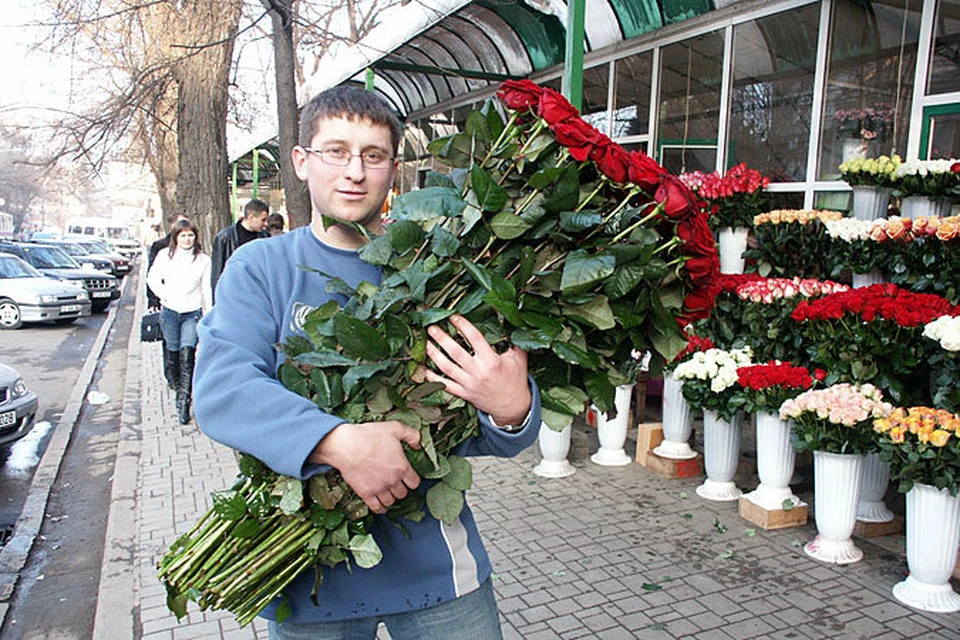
left=875, top=406, right=960, bottom=495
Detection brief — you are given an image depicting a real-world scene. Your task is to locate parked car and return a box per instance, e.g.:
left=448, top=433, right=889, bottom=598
left=0, top=362, right=39, bottom=447
left=0, top=241, right=119, bottom=313
left=62, top=236, right=133, bottom=277
left=0, top=254, right=91, bottom=329
left=43, top=239, right=115, bottom=274
left=62, top=217, right=140, bottom=259
left=47, top=238, right=132, bottom=278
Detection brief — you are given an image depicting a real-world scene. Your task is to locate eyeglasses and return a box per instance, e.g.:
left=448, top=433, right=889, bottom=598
left=302, top=146, right=394, bottom=170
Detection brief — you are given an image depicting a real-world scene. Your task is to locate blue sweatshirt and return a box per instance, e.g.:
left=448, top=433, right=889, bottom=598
left=194, top=226, right=541, bottom=623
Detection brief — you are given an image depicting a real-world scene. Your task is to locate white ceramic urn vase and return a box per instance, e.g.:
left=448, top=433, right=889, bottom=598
left=743, top=412, right=803, bottom=510
left=891, top=483, right=960, bottom=613
left=717, top=227, right=749, bottom=275
left=696, top=410, right=743, bottom=501
left=533, top=422, right=576, bottom=478
left=590, top=384, right=634, bottom=466
left=653, top=373, right=696, bottom=460
left=805, top=451, right=864, bottom=565
left=856, top=453, right=894, bottom=523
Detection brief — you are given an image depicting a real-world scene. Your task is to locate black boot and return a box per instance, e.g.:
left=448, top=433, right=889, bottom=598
left=178, top=346, right=195, bottom=425
left=163, top=346, right=180, bottom=390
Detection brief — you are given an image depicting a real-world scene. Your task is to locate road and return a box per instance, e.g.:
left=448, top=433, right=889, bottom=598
left=0, top=266, right=138, bottom=639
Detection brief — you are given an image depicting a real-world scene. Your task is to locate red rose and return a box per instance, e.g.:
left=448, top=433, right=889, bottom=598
left=497, top=80, right=543, bottom=112
left=655, top=175, right=698, bottom=220
left=592, top=141, right=630, bottom=184
left=677, top=214, right=716, bottom=256
left=814, top=368, right=827, bottom=381
left=685, top=254, right=719, bottom=281
left=552, top=118, right=604, bottom=162
left=682, top=282, right=719, bottom=322
left=627, top=151, right=664, bottom=191
left=951, top=161, right=960, bottom=173
left=537, top=87, right=580, bottom=126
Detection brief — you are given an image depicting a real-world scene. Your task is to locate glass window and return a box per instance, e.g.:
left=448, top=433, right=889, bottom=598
left=926, top=108, right=960, bottom=158
left=818, top=0, right=924, bottom=180
left=928, top=0, right=960, bottom=95
left=657, top=31, right=724, bottom=175
left=613, top=51, right=653, bottom=139
left=580, top=63, right=611, bottom=134
left=730, top=5, right=820, bottom=182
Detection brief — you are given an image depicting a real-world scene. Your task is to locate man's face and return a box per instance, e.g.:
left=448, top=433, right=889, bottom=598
left=293, top=115, right=396, bottom=237
left=245, top=211, right=269, bottom=232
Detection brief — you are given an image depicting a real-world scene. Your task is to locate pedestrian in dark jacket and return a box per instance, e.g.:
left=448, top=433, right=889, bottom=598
left=210, top=199, right=269, bottom=300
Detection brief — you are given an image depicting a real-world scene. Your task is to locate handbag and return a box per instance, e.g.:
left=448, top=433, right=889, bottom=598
left=140, top=311, right=162, bottom=343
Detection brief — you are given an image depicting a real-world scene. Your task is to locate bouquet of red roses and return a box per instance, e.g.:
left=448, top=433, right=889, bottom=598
left=791, top=283, right=960, bottom=405
left=735, top=361, right=822, bottom=416
left=691, top=163, right=771, bottom=230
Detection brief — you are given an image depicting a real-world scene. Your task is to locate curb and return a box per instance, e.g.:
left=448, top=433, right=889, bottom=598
left=0, top=273, right=129, bottom=628
left=93, top=256, right=145, bottom=638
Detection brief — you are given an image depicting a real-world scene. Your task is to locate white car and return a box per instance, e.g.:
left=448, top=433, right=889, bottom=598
left=0, top=254, right=91, bottom=329
left=0, top=362, right=38, bottom=446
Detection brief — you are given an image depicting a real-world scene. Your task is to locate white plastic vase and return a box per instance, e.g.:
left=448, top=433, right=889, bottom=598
left=856, top=453, right=894, bottom=523
left=590, top=384, right=634, bottom=466
left=805, top=451, right=864, bottom=565
left=533, top=422, right=576, bottom=478
left=850, top=185, right=891, bottom=221
left=696, top=410, right=743, bottom=501
left=717, top=227, right=749, bottom=275
left=892, top=483, right=960, bottom=612
left=851, top=271, right=885, bottom=289
left=653, top=373, right=696, bottom=460
left=900, top=196, right=952, bottom=220
left=743, top=412, right=803, bottom=510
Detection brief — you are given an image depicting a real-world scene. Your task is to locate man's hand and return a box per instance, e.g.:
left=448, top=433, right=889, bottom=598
left=309, top=421, right=421, bottom=514
left=425, top=314, right=532, bottom=427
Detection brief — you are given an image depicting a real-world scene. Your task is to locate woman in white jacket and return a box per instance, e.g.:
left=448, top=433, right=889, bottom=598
left=147, top=218, right=212, bottom=424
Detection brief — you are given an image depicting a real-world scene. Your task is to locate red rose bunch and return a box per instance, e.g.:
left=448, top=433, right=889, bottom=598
left=791, top=284, right=960, bottom=404
left=735, top=361, right=820, bottom=415
left=691, top=163, right=771, bottom=230
left=497, top=79, right=720, bottom=326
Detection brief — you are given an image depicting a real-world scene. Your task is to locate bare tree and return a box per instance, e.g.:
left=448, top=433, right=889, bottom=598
left=0, top=126, right=45, bottom=234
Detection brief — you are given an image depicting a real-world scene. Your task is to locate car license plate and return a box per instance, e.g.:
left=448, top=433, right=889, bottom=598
left=92, top=291, right=112, bottom=298
left=61, top=304, right=82, bottom=312
left=0, top=411, right=15, bottom=428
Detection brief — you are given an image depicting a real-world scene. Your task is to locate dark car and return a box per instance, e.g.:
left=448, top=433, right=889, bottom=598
left=48, top=238, right=132, bottom=278
left=43, top=239, right=115, bottom=274
left=0, top=241, right=120, bottom=313
left=0, top=362, right=38, bottom=447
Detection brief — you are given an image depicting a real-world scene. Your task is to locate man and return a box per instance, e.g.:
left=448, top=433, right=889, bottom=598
left=194, top=85, right=540, bottom=639
left=147, top=214, right=188, bottom=389
left=209, top=198, right=269, bottom=299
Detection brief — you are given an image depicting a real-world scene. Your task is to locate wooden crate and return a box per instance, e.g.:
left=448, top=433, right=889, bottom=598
left=635, top=423, right=703, bottom=478
left=853, top=516, right=904, bottom=538
left=738, top=496, right=808, bottom=530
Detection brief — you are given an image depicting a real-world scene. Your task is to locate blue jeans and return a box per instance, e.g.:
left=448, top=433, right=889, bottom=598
left=267, top=579, right=502, bottom=640
left=159, top=307, right=201, bottom=350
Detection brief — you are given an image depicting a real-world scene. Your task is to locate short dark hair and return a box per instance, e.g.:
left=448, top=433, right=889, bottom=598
left=298, top=85, right=403, bottom=153
left=244, top=199, right=269, bottom=218
left=266, top=212, right=285, bottom=230
left=167, top=218, right=203, bottom=259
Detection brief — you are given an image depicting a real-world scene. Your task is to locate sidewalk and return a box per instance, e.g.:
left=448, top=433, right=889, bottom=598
left=101, top=303, right=960, bottom=639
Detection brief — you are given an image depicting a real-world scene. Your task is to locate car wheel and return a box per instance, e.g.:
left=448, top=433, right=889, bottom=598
left=91, top=300, right=110, bottom=313
left=0, top=298, right=23, bottom=330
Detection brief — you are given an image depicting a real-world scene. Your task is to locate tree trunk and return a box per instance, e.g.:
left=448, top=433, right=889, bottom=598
left=265, top=0, right=311, bottom=230
left=172, top=2, right=242, bottom=251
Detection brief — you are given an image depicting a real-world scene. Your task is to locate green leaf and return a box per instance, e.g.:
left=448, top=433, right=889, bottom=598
left=278, top=477, right=304, bottom=515
left=392, top=186, right=467, bottom=221
left=348, top=534, right=383, bottom=568
left=541, top=407, right=574, bottom=431
left=562, top=295, right=616, bottom=330
left=358, top=233, right=393, bottom=265
left=641, top=583, right=663, bottom=592
left=343, top=361, right=393, bottom=397
left=387, top=219, right=426, bottom=254
left=461, top=257, right=493, bottom=291
left=333, top=315, right=391, bottom=360
left=430, top=225, right=460, bottom=257
left=560, top=250, right=616, bottom=294
left=444, top=456, right=473, bottom=491
left=275, top=599, right=292, bottom=623
left=231, top=519, right=261, bottom=539
left=510, top=327, right=554, bottom=351
left=490, top=211, right=532, bottom=239
left=427, top=133, right=474, bottom=167
left=471, top=166, right=509, bottom=212
left=544, top=164, right=580, bottom=212
left=165, top=585, right=188, bottom=620
left=584, top=372, right=616, bottom=413
left=542, top=385, right=590, bottom=415
left=552, top=342, right=601, bottom=369
left=295, top=350, right=358, bottom=368
left=211, top=490, right=247, bottom=521
left=278, top=363, right=308, bottom=397
left=426, top=482, right=465, bottom=525
left=465, top=109, right=493, bottom=141
left=559, top=210, right=602, bottom=232
left=423, top=170, right=456, bottom=189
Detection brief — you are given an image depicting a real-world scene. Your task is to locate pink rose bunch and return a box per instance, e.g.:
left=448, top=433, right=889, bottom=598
left=781, top=382, right=894, bottom=454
